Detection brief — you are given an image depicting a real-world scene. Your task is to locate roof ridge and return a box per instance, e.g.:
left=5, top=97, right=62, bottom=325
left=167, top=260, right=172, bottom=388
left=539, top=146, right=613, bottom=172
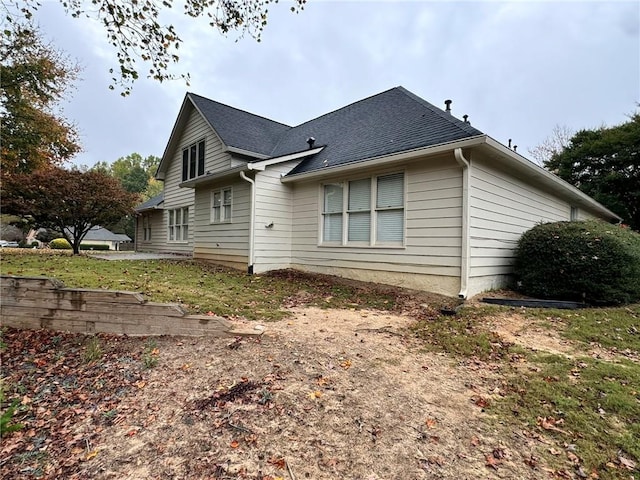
left=395, top=87, right=483, bottom=136
left=187, top=92, right=292, bottom=128
left=268, top=86, right=403, bottom=155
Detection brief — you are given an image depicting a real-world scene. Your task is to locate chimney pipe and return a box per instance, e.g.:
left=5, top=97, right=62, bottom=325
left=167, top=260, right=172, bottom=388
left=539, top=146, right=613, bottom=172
left=513, top=145, right=518, bottom=152
left=508, top=138, right=512, bottom=148
left=306, top=137, right=315, bottom=149
left=444, top=99, right=452, bottom=114
left=463, top=114, right=469, bottom=124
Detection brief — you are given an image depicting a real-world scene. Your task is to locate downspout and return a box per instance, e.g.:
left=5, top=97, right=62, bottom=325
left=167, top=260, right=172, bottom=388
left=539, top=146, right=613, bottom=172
left=239, top=170, right=255, bottom=274
left=454, top=148, right=470, bottom=299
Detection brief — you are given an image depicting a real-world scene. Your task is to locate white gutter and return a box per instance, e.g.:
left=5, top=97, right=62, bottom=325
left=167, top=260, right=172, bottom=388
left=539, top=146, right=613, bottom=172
left=280, top=136, right=486, bottom=183
left=454, top=148, right=470, bottom=299
left=239, top=170, right=256, bottom=274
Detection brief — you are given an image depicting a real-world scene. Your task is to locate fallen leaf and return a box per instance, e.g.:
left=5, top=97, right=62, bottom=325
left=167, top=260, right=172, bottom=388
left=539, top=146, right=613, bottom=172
left=308, top=390, right=322, bottom=399
left=537, top=416, right=569, bottom=435
left=470, top=435, right=480, bottom=447
left=485, top=453, right=502, bottom=470
left=267, top=457, right=286, bottom=470
left=619, top=455, right=636, bottom=470
left=85, top=449, right=99, bottom=460
left=230, top=440, right=240, bottom=449
left=425, top=417, right=437, bottom=429
left=340, top=359, right=352, bottom=369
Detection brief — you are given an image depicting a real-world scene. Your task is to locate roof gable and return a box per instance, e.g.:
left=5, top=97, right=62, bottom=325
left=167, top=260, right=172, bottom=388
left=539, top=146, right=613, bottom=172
left=189, top=93, right=291, bottom=157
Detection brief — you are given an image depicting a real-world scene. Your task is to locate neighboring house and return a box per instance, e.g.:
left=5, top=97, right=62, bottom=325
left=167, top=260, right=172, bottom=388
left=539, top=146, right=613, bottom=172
left=135, top=87, right=621, bottom=298
left=77, top=226, right=132, bottom=251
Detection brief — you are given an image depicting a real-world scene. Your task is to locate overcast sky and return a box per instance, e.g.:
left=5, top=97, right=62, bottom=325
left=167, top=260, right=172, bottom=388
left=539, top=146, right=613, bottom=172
left=36, top=0, right=639, bottom=168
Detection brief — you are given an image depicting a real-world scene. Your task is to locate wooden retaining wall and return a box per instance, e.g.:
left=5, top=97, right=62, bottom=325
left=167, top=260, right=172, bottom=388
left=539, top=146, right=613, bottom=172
left=0, top=275, right=258, bottom=337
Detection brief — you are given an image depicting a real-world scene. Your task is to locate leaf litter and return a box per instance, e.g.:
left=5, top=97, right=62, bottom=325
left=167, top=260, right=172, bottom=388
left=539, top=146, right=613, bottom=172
left=1, top=306, right=597, bottom=479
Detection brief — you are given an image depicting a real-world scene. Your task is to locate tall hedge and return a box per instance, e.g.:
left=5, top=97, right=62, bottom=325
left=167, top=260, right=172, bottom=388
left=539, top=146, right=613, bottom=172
left=514, top=221, right=640, bottom=305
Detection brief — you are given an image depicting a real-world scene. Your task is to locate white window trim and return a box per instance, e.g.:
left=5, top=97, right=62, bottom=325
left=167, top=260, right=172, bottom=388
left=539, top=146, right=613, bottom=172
left=319, top=172, right=406, bottom=248
left=211, top=186, right=233, bottom=224
left=167, top=206, right=190, bottom=243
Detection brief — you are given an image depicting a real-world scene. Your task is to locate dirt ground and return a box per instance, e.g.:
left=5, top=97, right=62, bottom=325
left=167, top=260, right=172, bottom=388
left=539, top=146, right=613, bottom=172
left=73, top=307, right=554, bottom=480
left=4, top=299, right=602, bottom=480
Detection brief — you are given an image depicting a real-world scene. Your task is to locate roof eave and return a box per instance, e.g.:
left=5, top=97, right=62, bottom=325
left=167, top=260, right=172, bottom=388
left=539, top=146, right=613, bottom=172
left=481, top=137, right=622, bottom=222
left=280, top=136, right=487, bottom=183
left=179, top=165, right=248, bottom=189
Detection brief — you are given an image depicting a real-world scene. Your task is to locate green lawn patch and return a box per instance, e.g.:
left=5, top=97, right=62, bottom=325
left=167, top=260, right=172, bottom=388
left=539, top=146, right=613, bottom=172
left=0, top=251, right=403, bottom=320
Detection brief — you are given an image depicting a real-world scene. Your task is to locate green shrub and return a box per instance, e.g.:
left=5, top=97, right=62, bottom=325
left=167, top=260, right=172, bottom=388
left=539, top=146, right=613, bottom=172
left=49, top=238, right=72, bottom=249
left=79, top=244, right=110, bottom=251
left=514, top=221, right=640, bottom=305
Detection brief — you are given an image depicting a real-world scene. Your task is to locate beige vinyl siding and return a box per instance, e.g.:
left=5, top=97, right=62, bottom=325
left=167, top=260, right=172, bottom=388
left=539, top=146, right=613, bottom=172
left=253, top=161, right=300, bottom=272
left=135, top=211, right=168, bottom=253
left=290, top=154, right=463, bottom=296
left=193, top=178, right=251, bottom=270
left=467, top=155, right=573, bottom=293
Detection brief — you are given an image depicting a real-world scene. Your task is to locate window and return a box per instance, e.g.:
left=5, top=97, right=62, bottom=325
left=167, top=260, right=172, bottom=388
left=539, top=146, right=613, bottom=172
left=142, top=215, right=151, bottom=241
left=168, top=207, right=189, bottom=241
left=181, top=140, right=205, bottom=181
left=321, top=172, right=405, bottom=245
left=570, top=206, right=579, bottom=221
left=211, top=187, right=233, bottom=223
left=322, top=183, right=343, bottom=242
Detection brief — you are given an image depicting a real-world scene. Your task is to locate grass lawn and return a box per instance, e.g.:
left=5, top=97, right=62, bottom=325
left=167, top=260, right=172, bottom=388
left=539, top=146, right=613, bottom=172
left=0, top=251, right=404, bottom=320
left=413, top=304, right=640, bottom=479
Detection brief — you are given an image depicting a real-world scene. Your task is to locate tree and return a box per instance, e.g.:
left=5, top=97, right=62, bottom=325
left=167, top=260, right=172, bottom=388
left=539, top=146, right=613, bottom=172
left=93, top=153, right=160, bottom=195
left=2, top=0, right=306, bottom=95
left=1, top=167, right=139, bottom=254
left=0, top=26, right=80, bottom=174
left=528, top=124, right=573, bottom=166
left=544, top=113, right=640, bottom=231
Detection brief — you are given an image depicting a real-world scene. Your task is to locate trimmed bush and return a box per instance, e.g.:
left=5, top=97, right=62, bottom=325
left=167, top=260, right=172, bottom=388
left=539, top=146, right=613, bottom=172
left=514, top=221, right=640, bottom=306
left=79, top=244, right=110, bottom=251
left=49, top=238, right=72, bottom=250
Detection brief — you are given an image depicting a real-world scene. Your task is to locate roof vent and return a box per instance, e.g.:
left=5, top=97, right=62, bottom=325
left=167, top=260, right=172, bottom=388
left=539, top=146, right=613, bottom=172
left=508, top=138, right=512, bottom=148
left=307, top=137, right=316, bottom=149
left=463, top=114, right=470, bottom=124
left=513, top=145, right=518, bottom=152
left=444, top=99, right=452, bottom=114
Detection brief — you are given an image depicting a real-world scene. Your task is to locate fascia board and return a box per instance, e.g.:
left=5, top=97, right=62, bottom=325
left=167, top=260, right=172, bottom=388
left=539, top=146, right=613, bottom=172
left=280, top=136, right=486, bottom=183
left=249, top=146, right=325, bottom=170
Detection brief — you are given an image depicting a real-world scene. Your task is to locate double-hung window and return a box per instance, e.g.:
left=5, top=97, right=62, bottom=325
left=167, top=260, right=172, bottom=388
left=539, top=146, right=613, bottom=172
left=211, top=187, right=232, bottom=223
left=181, top=140, right=205, bottom=181
left=322, top=172, right=405, bottom=245
left=142, top=215, right=151, bottom=241
left=322, top=184, right=343, bottom=242
left=168, top=207, right=189, bottom=242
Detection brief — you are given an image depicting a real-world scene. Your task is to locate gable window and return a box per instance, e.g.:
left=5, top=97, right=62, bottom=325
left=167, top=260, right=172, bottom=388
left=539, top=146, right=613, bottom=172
left=182, top=140, right=205, bottom=181
left=142, top=215, right=151, bottom=242
left=211, top=187, right=233, bottom=223
left=321, top=172, right=405, bottom=246
left=168, top=207, right=189, bottom=242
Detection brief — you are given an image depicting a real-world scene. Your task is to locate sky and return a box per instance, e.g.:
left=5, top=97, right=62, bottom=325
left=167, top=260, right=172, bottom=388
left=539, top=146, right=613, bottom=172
left=33, top=0, right=640, bottom=168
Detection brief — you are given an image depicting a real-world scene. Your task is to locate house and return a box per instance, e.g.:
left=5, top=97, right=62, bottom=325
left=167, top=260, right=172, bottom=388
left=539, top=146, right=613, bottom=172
left=77, top=226, right=132, bottom=251
left=135, top=87, right=621, bottom=298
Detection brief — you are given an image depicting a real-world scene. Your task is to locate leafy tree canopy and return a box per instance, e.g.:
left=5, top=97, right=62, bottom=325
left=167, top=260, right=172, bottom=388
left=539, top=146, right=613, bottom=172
left=2, top=0, right=306, bottom=95
left=0, top=26, right=80, bottom=174
left=92, top=153, right=161, bottom=198
left=1, top=167, right=139, bottom=254
left=544, top=112, right=640, bottom=231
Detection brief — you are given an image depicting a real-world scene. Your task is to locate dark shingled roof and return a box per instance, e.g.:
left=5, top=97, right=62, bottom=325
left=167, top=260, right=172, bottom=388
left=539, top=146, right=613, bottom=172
left=188, top=87, right=483, bottom=175
left=279, top=87, right=483, bottom=175
left=189, top=93, right=291, bottom=156
left=134, top=192, right=164, bottom=212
